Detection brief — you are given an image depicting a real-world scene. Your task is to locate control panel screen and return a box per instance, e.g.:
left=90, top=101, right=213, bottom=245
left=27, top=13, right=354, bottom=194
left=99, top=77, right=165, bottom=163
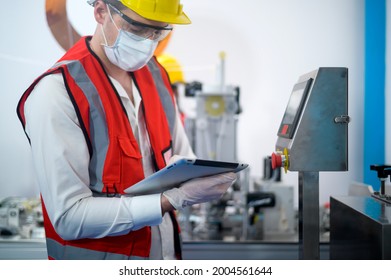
left=277, top=79, right=312, bottom=139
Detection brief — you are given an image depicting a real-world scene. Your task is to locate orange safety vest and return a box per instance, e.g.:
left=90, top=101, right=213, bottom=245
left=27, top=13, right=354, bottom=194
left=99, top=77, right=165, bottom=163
left=17, top=37, right=182, bottom=260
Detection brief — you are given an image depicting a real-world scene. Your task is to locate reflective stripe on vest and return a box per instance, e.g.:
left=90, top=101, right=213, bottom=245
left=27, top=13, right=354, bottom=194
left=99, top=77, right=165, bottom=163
left=51, top=60, right=109, bottom=193
left=46, top=238, right=147, bottom=260
left=146, top=60, right=176, bottom=136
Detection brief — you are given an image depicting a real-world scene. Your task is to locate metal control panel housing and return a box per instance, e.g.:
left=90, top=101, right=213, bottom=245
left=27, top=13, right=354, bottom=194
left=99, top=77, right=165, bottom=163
left=275, top=67, right=349, bottom=171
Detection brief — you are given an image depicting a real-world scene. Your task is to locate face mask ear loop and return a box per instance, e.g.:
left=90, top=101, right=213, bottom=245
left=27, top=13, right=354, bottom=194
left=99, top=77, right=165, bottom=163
left=107, top=4, right=120, bottom=32
left=100, top=24, right=109, bottom=46
left=101, top=4, right=120, bottom=47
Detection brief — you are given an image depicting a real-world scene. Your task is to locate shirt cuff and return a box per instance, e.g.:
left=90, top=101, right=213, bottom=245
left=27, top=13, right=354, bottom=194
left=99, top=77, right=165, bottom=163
left=128, top=193, right=163, bottom=230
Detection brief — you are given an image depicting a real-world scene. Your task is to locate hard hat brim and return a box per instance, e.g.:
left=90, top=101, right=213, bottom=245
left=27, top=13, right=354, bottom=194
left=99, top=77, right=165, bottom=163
left=137, top=10, right=191, bottom=25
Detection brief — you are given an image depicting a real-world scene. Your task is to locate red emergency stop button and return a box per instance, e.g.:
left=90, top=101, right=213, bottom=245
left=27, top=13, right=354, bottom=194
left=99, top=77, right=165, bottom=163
left=271, top=152, right=282, bottom=169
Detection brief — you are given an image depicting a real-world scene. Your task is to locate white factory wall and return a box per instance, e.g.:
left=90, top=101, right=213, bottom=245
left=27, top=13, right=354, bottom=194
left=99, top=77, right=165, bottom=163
left=0, top=0, right=366, bottom=208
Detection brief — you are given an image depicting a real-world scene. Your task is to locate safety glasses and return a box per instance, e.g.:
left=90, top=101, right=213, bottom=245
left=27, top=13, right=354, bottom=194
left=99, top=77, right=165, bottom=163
left=107, top=3, right=173, bottom=41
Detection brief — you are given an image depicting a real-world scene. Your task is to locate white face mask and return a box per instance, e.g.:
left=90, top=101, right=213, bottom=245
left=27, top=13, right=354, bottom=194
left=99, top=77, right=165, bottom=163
left=101, top=8, right=158, bottom=72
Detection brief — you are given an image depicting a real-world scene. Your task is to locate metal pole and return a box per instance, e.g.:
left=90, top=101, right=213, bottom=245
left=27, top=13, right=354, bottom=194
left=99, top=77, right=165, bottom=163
left=298, top=171, right=320, bottom=259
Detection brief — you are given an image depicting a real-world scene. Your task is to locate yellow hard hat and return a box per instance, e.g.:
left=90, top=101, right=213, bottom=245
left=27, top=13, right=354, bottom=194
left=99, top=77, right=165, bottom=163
left=119, top=0, right=191, bottom=24
left=157, top=54, right=185, bottom=84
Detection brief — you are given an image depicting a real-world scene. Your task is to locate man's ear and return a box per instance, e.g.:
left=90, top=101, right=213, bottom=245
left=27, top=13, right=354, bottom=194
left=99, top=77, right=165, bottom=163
left=93, top=0, right=109, bottom=24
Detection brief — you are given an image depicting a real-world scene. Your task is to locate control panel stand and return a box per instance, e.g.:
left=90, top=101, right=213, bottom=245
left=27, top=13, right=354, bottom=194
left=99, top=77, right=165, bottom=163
left=270, top=67, right=349, bottom=260
left=298, top=171, right=319, bottom=259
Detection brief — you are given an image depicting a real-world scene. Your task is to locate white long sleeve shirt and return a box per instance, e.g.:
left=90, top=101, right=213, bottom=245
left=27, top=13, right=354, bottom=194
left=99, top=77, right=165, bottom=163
left=24, top=73, right=195, bottom=259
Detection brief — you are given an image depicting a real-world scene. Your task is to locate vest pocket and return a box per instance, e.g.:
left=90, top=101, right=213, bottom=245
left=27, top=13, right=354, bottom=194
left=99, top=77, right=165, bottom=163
left=117, top=137, right=144, bottom=191
left=118, top=137, right=141, bottom=158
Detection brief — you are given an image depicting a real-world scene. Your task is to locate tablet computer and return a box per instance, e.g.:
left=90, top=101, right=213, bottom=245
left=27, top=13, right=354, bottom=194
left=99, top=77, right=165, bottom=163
left=124, top=158, right=248, bottom=196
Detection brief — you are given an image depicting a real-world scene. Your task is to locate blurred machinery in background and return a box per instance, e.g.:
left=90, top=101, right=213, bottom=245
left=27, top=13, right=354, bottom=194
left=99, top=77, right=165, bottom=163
left=251, top=164, right=296, bottom=241
left=0, top=197, right=44, bottom=240
left=177, top=52, right=248, bottom=241
left=182, top=52, right=241, bottom=163
left=175, top=53, right=299, bottom=242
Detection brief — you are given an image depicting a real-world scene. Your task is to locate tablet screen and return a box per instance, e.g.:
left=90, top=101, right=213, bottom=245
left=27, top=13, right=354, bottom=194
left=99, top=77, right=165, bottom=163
left=124, top=158, right=248, bottom=196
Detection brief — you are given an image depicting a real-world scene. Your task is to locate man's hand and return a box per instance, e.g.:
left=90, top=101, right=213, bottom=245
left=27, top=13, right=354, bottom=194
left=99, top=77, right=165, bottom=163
left=162, top=172, right=237, bottom=210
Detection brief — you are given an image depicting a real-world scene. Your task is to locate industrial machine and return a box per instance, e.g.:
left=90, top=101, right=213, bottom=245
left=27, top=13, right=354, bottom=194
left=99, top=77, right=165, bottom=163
left=183, top=78, right=246, bottom=240
left=193, top=83, right=240, bottom=162
left=183, top=52, right=241, bottom=163
left=252, top=178, right=296, bottom=241
left=178, top=53, right=249, bottom=241
left=330, top=165, right=391, bottom=259
left=0, top=197, right=43, bottom=240
left=270, top=67, right=349, bottom=259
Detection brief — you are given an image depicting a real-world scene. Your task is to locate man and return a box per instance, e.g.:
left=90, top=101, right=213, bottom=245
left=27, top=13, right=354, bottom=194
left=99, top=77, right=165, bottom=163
left=17, top=0, right=236, bottom=260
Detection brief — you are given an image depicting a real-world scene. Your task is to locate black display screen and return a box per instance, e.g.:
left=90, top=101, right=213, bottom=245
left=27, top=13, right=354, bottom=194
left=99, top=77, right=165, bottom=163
left=277, top=79, right=312, bottom=139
